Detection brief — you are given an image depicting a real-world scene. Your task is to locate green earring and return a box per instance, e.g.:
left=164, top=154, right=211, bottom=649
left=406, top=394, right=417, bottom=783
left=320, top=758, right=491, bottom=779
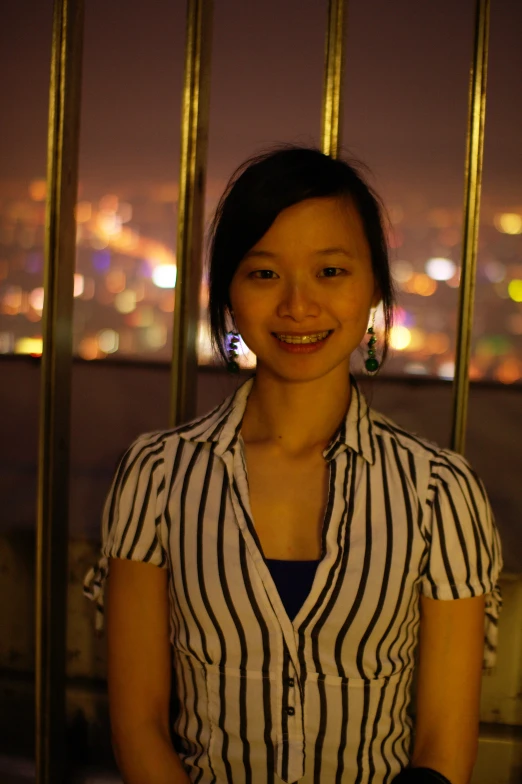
left=365, top=312, right=379, bottom=373
left=226, top=331, right=240, bottom=373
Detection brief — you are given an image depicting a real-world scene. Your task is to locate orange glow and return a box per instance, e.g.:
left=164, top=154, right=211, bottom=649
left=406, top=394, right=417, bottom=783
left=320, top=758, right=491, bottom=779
left=412, top=274, right=437, bottom=296
left=106, top=269, right=126, bottom=294
left=2, top=286, right=23, bottom=315
left=78, top=337, right=99, bottom=360
left=29, top=179, right=47, bottom=202
left=406, top=328, right=425, bottom=351
left=468, top=361, right=483, bottom=381
left=99, top=194, right=119, bottom=214
left=75, top=201, right=92, bottom=223
left=495, top=358, right=522, bottom=384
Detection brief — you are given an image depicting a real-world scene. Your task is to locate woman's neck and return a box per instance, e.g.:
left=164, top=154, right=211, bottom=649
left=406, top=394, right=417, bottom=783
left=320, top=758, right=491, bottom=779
left=240, top=368, right=352, bottom=457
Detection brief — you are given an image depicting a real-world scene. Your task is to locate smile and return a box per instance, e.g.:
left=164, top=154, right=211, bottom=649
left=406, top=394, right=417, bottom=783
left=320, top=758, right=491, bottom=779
left=273, top=330, right=333, bottom=344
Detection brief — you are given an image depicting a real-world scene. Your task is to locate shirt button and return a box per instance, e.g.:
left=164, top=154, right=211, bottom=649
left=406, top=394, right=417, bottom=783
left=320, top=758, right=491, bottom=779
left=286, top=706, right=295, bottom=716
left=287, top=677, right=295, bottom=687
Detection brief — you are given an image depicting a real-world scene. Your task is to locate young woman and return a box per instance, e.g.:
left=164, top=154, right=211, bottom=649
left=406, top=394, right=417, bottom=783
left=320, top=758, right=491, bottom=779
left=84, top=146, right=503, bottom=784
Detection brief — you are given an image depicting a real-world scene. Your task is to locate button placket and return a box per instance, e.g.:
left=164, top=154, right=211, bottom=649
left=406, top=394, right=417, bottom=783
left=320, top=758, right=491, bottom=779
left=284, top=671, right=297, bottom=716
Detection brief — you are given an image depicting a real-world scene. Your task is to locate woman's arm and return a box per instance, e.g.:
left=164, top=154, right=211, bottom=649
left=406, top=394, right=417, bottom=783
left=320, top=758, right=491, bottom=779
left=410, top=593, right=486, bottom=784
left=106, top=558, right=191, bottom=784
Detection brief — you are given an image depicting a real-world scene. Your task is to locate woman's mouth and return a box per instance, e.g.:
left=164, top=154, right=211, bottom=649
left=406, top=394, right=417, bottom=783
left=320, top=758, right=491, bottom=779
left=271, top=330, right=334, bottom=352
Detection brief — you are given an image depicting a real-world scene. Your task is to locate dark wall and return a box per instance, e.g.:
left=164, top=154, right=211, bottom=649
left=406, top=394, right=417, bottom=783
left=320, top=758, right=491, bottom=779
left=1, top=356, right=521, bottom=571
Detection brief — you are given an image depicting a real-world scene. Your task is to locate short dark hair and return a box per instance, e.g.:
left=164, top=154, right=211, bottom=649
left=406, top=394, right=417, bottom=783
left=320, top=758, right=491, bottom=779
left=207, top=144, right=395, bottom=370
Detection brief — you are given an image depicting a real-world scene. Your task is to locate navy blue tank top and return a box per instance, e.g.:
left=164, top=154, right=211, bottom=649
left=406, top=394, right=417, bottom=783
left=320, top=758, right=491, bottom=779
left=265, top=558, right=320, bottom=621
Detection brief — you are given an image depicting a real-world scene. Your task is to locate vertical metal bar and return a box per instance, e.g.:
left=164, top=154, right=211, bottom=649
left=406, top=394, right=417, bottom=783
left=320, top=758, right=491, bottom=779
left=321, top=0, right=347, bottom=158
left=451, top=0, right=490, bottom=454
left=36, top=1, right=84, bottom=782
left=169, top=0, right=213, bottom=426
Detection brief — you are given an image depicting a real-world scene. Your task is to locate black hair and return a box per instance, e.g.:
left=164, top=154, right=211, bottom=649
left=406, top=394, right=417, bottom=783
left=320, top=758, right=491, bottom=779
left=207, top=144, right=395, bottom=370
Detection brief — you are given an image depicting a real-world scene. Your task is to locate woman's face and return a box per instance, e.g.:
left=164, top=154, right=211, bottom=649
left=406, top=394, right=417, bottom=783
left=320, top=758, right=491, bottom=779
left=229, top=197, right=381, bottom=382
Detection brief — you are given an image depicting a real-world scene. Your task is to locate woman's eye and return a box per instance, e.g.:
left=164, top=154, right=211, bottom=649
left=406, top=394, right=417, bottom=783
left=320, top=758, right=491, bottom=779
left=250, top=270, right=276, bottom=279
left=320, top=267, right=346, bottom=277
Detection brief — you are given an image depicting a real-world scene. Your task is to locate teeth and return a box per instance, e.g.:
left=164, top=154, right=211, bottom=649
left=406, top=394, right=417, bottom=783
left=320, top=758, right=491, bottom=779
left=276, top=331, right=330, bottom=344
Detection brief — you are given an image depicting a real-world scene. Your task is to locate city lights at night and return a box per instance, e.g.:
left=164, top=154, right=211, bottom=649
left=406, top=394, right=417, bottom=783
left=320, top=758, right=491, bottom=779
left=0, top=0, right=521, bottom=384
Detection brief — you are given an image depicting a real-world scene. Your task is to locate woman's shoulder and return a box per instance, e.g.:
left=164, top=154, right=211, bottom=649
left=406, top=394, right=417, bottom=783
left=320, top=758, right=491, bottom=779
left=368, top=406, right=444, bottom=459
left=126, top=392, right=236, bottom=462
left=367, top=406, right=480, bottom=484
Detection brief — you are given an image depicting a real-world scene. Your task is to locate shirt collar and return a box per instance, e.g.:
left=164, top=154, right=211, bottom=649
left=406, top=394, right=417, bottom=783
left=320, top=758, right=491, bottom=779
left=177, top=373, right=376, bottom=464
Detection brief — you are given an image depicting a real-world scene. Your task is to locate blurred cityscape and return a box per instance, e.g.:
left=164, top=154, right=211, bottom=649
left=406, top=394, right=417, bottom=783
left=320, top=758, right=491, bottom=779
left=1, top=176, right=521, bottom=383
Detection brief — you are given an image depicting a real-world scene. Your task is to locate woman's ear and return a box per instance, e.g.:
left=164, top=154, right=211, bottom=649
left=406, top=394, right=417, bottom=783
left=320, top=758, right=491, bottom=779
left=371, top=287, right=382, bottom=309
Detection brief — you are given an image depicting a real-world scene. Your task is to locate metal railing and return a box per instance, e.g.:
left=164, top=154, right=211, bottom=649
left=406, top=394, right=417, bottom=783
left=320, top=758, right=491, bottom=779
left=35, top=0, right=490, bottom=780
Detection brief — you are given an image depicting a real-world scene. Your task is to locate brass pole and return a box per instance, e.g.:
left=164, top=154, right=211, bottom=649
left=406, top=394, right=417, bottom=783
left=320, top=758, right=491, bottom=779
left=451, top=0, right=490, bottom=454
left=321, top=0, right=347, bottom=158
left=36, top=1, right=84, bottom=782
left=169, top=0, right=213, bottom=426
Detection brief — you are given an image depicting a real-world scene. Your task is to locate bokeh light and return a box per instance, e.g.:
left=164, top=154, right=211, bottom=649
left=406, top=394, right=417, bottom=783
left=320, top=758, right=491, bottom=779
left=494, top=212, right=522, bottom=235
left=508, top=280, right=522, bottom=303
left=392, top=260, right=413, bottom=283
left=97, top=329, right=119, bottom=353
left=15, top=336, right=42, bottom=356
left=28, top=180, right=46, bottom=202
left=78, top=336, right=99, bottom=360
left=106, top=269, right=126, bottom=294
left=494, top=358, right=522, bottom=384
left=390, top=325, right=412, bottom=351
left=437, top=361, right=455, bottom=380
left=152, top=264, right=177, bottom=289
left=145, top=324, right=168, bottom=349
left=74, top=274, right=84, bottom=298
left=411, top=274, right=437, bottom=296
left=115, top=289, right=137, bottom=314
left=29, top=287, right=45, bottom=313
left=425, top=257, right=456, bottom=281
left=404, top=362, right=429, bottom=376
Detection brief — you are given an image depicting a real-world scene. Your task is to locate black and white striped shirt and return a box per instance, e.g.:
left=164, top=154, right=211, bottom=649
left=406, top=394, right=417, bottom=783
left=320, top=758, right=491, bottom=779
left=84, top=375, right=503, bottom=784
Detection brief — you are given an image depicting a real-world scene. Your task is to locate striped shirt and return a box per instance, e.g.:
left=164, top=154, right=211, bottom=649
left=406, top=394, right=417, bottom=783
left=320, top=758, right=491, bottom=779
left=84, top=375, right=503, bottom=784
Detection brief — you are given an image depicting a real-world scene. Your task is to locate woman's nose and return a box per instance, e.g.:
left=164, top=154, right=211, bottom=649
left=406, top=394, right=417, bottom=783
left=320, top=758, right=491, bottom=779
left=276, top=281, right=321, bottom=318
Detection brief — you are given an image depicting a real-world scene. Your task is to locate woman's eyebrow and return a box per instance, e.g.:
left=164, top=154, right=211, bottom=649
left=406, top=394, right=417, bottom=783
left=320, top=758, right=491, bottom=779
left=314, top=246, right=354, bottom=258
left=243, top=249, right=277, bottom=260
left=243, top=247, right=353, bottom=260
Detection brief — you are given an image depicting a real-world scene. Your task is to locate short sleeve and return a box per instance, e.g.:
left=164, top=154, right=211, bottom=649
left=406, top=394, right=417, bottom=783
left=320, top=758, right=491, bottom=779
left=421, top=450, right=504, bottom=670
left=83, top=432, right=168, bottom=631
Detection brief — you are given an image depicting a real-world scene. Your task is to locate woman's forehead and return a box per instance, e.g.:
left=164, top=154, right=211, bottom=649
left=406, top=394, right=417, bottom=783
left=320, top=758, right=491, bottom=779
left=251, top=197, right=370, bottom=255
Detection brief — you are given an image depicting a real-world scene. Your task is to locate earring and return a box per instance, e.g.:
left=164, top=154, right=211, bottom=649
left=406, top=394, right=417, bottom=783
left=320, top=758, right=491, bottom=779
left=226, top=331, right=240, bottom=373
left=365, top=311, right=379, bottom=373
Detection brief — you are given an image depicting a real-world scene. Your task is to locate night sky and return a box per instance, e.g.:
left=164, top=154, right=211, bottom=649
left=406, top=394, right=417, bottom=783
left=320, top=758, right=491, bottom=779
left=1, top=0, right=521, bottom=209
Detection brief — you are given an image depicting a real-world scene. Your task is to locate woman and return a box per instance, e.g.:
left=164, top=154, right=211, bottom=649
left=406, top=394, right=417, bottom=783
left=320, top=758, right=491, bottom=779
left=84, top=146, right=503, bottom=784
